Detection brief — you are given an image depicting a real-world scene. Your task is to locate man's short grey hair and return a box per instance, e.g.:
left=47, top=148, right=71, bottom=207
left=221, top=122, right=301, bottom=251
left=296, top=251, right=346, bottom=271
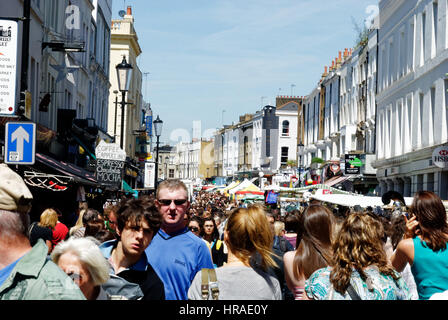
left=0, top=209, right=30, bottom=239
left=156, top=179, right=189, bottom=200
left=51, top=237, right=109, bottom=286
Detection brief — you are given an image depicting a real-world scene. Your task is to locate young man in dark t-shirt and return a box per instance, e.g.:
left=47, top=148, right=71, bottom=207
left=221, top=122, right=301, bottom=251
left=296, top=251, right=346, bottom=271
left=100, top=197, right=165, bottom=300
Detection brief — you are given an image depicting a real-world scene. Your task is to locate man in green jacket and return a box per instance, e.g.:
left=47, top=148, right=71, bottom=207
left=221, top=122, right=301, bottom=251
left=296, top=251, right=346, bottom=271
left=0, top=163, right=85, bottom=300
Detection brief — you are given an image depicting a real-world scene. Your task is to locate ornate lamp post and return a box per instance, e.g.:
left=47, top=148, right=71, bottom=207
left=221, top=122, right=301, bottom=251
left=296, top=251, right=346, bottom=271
left=297, top=142, right=304, bottom=187
left=153, top=115, right=163, bottom=189
left=115, top=56, right=133, bottom=149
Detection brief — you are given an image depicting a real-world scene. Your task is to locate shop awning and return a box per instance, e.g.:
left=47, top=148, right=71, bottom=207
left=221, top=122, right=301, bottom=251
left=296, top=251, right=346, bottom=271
left=122, top=180, right=138, bottom=198
left=235, top=190, right=264, bottom=195
left=323, top=175, right=350, bottom=187
left=35, top=153, right=97, bottom=186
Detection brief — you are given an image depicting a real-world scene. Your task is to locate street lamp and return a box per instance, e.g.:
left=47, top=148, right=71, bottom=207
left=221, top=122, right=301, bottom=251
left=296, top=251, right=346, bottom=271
left=116, top=56, right=133, bottom=149
left=297, top=142, right=304, bottom=187
left=113, top=90, right=119, bottom=140
left=153, top=115, right=163, bottom=189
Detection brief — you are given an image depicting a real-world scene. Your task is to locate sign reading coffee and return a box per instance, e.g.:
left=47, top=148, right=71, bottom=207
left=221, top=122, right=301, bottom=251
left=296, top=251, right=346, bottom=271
left=95, top=141, right=126, bottom=188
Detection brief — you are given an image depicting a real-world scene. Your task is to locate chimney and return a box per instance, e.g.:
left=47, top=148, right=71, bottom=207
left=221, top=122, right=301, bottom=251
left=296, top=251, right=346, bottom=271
left=127, top=6, right=132, bottom=15
left=337, top=51, right=342, bottom=68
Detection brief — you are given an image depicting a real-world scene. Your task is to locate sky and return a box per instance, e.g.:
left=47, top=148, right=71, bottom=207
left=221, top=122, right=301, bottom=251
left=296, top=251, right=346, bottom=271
left=111, top=0, right=379, bottom=145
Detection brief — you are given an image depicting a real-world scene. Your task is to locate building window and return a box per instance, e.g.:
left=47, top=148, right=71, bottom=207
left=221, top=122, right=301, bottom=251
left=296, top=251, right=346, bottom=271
left=169, top=169, right=174, bottom=178
left=282, top=120, right=289, bottom=136
left=281, top=147, right=289, bottom=165
left=433, top=1, right=438, bottom=53
left=422, top=12, right=427, bottom=63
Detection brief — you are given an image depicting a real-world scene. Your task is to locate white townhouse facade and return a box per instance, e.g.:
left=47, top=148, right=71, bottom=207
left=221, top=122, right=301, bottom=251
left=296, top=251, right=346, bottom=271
left=372, top=0, right=448, bottom=199
left=0, top=0, right=112, bottom=132
left=222, top=125, right=239, bottom=177
left=175, top=139, right=201, bottom=180
left=251, top=110, right=264, bottom=171
left=302, top=85, right=321, bottom=166
left=338, top=26, right=378, bottom=177
left=275, top=98, right=299, bottom=169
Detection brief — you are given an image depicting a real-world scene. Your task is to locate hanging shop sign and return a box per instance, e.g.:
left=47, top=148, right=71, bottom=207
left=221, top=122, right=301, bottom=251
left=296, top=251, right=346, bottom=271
left=144, top=161, right=155, bottom=189
left=432, top=145, right=448, bottom=168
left=345, top=154, right=362, bottom=174
left=0, top=20, right=18, bottom=115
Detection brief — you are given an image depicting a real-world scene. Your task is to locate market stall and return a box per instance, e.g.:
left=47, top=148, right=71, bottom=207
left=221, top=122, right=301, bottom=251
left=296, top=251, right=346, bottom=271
left=309, top=193, right=414, bottom=208
left=229, top=179, right=262, bottom=200
left=219, top=181, right=240, bottom=195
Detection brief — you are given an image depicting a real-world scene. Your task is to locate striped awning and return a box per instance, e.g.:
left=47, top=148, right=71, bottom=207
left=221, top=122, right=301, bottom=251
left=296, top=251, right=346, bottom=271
left=323, top=175, right=350, bottom=187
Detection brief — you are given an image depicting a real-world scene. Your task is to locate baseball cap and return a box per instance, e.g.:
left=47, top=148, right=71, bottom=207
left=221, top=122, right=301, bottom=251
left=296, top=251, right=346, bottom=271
left=0, top=163, right=33, bottom=213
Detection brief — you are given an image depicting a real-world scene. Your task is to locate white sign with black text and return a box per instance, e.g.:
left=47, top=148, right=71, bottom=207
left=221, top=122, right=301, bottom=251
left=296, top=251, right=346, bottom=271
left=95, top=140, right=126, bottom=188
left=0, top=20, right=18, bottom=115
left=144, top=161, right=156, bottom=189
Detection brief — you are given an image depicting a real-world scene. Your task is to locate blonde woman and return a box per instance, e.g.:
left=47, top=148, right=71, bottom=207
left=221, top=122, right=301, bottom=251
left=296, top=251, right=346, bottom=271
left=305, top=212, right=411, bottom=300
left=69, top=208, right=87, bottom=238
left=29, top=209, right=58, bottom=254
left=188, top=204, right=282, bottom=300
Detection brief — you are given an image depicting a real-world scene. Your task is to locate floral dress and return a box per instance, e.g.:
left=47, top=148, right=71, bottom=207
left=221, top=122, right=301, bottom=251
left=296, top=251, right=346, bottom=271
left=305, top=266, right=412, bottom=300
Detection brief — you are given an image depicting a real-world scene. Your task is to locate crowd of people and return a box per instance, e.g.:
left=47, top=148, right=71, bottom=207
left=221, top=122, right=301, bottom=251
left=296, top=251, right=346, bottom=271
left=1, top=161, right=448, bottom=300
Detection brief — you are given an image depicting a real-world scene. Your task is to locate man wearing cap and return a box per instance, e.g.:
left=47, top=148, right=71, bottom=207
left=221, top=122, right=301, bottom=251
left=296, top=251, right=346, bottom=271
left=0, top=164, right=85, bottom=300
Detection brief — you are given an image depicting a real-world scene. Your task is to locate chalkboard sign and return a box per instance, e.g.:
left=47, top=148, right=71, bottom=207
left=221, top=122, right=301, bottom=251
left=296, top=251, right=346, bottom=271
left=95, top=141, right=126, bottom=189
left=95, top=158, right=125, bottom=188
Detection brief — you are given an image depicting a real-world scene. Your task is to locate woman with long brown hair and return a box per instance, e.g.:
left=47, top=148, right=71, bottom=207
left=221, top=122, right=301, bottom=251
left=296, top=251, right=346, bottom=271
left=306, top=212, right=411, bottom=300
left=283, top=205, right=334, bottom=299
left=391, top=191, right=448, bottom=300
left=188, top=204, right=282, bottom=299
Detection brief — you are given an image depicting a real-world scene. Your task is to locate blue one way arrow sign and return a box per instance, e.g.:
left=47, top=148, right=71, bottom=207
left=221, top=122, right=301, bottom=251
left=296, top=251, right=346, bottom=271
left=5, top=122, right=36, bottom=165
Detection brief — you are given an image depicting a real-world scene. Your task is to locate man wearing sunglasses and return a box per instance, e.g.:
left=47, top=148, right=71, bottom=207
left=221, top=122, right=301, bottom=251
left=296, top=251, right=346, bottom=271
left=146, top=179, right=213, bottom=300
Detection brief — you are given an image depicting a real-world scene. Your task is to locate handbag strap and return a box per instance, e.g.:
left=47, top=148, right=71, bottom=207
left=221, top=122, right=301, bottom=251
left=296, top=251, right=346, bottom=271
left=346, top=283, right=361, bottom=300
left=28, top=222, right=37, bottom=236
left=201, top=268, right=219, bottom=300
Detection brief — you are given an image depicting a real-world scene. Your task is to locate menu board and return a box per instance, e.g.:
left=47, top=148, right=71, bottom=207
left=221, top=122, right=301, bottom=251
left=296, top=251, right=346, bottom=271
left=0, top=20, right=18, bottom=115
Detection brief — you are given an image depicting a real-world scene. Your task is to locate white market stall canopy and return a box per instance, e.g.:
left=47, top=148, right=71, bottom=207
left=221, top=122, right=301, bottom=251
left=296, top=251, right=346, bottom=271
left=228, top=179, right=261, bottom=194
left=263, top=184, right=354, bottom=195
left=310, top=193, right=414, bottom=208
left=219, top=181, right=240, bottom=194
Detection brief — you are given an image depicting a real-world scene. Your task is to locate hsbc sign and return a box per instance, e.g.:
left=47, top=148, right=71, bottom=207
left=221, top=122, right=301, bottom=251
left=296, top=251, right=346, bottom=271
left=432, top=146, right=448, bottom=168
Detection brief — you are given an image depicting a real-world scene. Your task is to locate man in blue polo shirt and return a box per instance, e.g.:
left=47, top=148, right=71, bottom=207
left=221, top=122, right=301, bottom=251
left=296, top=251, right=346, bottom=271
left=146, top=179, right=213, bottom=300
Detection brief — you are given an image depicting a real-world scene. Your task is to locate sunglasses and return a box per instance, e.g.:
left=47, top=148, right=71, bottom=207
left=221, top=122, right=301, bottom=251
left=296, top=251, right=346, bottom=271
left=189, top=226, right=199, bottom=232
left=158, top=199, right=188, bottom=206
